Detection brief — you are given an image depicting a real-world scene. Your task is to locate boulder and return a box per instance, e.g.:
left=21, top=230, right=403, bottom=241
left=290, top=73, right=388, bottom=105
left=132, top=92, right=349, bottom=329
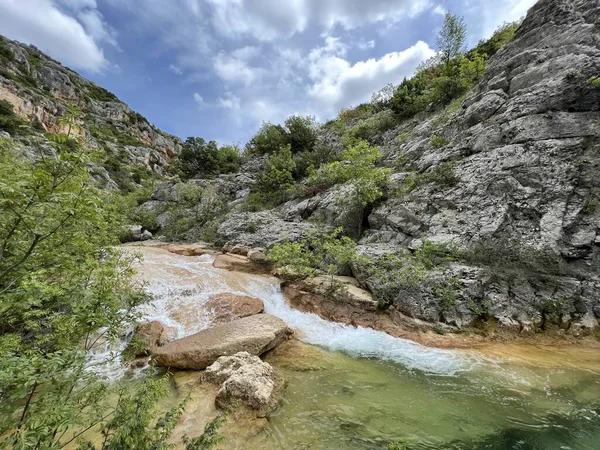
left=121, top=225, right=142, bottom=243
left=204, top=352, right=281, bottom=414
left=140, top=230, right=153, bottom=241
left=205, top=294, right=264, bottom=324
left=247, top=248, right=268, bottom=264
left=128, top=321, right=165, bottom=357
left=212, top=253, right=267, bottom=274
left=164, top=243, right=215, bottom=256
left=152, top=314, right=293, bottom=370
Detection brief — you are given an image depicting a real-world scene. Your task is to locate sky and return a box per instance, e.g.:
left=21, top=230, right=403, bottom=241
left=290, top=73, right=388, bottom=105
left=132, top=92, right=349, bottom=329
left=0, top=0, right=537, bottom=144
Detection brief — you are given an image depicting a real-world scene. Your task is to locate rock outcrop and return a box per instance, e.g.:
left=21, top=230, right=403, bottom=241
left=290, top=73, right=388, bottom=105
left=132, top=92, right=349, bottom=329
left=204, top=352, right=282, bottom=415
left=0, top=35, right=181, bottom=188
left=209, top=0, right=600, bottom=333
left=152, top=314, right=293, bottom=370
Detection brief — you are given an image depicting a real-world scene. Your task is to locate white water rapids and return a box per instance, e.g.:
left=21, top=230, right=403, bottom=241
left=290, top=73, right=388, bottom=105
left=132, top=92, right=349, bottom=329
left=88, top=246, right=482, bottom=380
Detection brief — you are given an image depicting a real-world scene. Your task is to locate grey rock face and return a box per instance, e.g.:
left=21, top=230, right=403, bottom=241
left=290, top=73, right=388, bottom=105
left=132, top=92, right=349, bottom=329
left=217, top=211, right=323, bottom=248
left=357, top=0, right=600, bottom=331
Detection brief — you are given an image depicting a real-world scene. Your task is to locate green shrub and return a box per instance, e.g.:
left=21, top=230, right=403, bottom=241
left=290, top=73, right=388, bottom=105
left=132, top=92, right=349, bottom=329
left=255, top=144, right=296, bottom=196
left=85, top=83, right=120, bottom=102
left=0, top=99, right=26, bottom=135
left=0, top=40, right=14, bottom=62
left=582, top=198, right=598, bottom=215
left=245, top=122, right=288, bottom=155
left=268, top=228, right=356, bottom=279
left=431, top=135, right=449, bottom=148
left=285, top=115, right=318, bottom=154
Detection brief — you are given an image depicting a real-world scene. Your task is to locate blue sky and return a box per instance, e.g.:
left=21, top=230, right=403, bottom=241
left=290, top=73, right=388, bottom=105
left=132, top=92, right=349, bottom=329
left=0, top=0, right=537, bottom=145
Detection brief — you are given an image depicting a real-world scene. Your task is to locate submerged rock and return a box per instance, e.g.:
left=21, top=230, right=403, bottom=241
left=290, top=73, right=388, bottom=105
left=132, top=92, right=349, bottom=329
left=152, top=314, right=293, bottom=370
left=204, top=352, right=282, bottom=415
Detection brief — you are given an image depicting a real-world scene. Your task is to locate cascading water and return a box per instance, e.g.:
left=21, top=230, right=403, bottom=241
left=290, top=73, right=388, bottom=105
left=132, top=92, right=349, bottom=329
left=97, top=246, right=480, bottom=378
left=85, top=245, right=600, bottom=449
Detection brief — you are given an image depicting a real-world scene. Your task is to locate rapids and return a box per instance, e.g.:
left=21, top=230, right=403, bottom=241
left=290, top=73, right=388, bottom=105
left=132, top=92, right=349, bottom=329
left=89, top=245, right=600, bottom=449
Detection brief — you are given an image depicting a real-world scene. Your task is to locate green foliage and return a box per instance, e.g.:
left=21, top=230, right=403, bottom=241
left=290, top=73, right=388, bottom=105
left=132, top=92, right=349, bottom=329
left=173, top=138, right=242, bottom=180
left=84, top=83, right=120, bottom=102
left=245, top=145, right=297, bottom=210
left=0, top=40, right=14, bottom=63
left=177, top=137, right=220, bottom=179
left=0, top=109, right=161, bottom=449
left=309, top=141, right=390, bottom=235
left=473, top=21, right=520, bottom=58
left=436, top=13, right=467, bottom=71
left=293, top=144, right=338, bottom=180
left=433, top=277, right=461, bottom=310
left=26, top=50, right=43, bottom=69
left=0, top=99, right=27, bottom=135
left=431, top=135, right=449, bottom=148
left=182, top=414, right=227, bottom=450
left=388, top=19, right=519, bottom=123
left=90, top=125, right=145, bottom=148
left=268, top=228, right=356, bottom=279
left=285, top=115, right=318, bottom=154
left=343, top=110, right=398, bottom=145
left=360, top=242, right=459, bottom=305
left=582, top=198, right=598, bottom=215
left=589, top=76, right=600, bottom=88
left=245, top=122, right=288, bottom=156
left=160, top=184, right=228, bottom=242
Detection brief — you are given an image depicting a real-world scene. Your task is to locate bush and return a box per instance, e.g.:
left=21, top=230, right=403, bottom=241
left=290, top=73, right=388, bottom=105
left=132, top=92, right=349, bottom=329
left=0, top=99, right=26, bottom=135
left=431, top=135, right=449, bottom=148
left=85, top=83, right=120, bottom=102
left=245, top=122, right=288, bottom=155
left=0, top=40, right=14, bottom=62
left=268, top=228, right=356, bottom=279
left=285, top=115, right=317, bottom=154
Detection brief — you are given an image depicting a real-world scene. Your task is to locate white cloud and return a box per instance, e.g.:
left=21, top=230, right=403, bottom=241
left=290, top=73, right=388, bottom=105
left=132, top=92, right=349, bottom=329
left=207, top=0, right=432, bottom=42
left=217, top=92, right=241, bottom=111
left=77, top=9, right=118, bottom=47
left=357, top=39, right=375, bottom=50
left=193, top=92, right=205, bottom=109
left=0, top=0, right=109, bottom=72
left=308, top=40, right=436, bottom=115
left=213, top=51, right=264, bottom=86
left=169, top=64, right=183, bottom=75
left=466, top=0, right=537, bottom=40
left=432, top=5, right=445, bottom=16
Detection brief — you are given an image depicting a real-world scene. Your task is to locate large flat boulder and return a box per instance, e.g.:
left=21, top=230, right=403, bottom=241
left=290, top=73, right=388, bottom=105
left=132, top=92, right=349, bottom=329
left=205, top=293, right=264, bottom=324
left=152, top=314, right=293, bottom=370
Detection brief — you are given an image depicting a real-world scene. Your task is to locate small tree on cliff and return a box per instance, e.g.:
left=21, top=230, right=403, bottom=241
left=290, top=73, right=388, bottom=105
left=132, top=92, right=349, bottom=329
left=437, top=12, right=467, bottom=73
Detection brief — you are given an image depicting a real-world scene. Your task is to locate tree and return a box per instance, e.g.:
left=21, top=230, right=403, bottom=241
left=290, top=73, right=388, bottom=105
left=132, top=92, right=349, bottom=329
left=436, top=12, right=467, bottom=73
left=177, top=137, right=220, bottom=179
left=0, top=108, right=215, bottom=448
left=284, top=115, right=317, bottom=155
left=312, top=141, right=390, bottom=235
left=256, top=144, right=296, bottom=194
left=245, top=122, right=288, bottom=156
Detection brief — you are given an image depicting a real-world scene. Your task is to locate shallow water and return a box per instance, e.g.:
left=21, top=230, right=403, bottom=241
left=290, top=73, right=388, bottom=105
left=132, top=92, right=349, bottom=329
left=108, top=246, right=600, bottom=449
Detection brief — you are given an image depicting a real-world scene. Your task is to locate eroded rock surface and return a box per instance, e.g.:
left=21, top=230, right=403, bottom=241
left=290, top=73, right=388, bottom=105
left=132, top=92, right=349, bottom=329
left=204, top=352, right=282, bottom=415
left=152, top=314, right=293, bottom=370
left=205, top=294, right=265, bottom=324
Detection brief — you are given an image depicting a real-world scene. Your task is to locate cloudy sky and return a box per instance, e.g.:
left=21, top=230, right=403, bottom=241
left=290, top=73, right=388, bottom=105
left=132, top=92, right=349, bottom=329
left=0, top=0, right=537, bottom=144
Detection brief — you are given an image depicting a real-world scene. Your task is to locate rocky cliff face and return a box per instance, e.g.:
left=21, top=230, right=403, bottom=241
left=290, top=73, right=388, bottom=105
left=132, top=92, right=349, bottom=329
left=214, top=0, right=600, bottom=333
left=0, top=35, right=181, bottom=189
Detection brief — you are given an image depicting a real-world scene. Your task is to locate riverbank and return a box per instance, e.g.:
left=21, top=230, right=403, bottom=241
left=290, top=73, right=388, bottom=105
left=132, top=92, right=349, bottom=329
left=125, top=241, right=600, bottom=352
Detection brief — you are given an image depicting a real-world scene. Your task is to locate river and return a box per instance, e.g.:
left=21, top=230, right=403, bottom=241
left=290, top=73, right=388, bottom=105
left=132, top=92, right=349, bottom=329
left=91, top=245, right=600, bottom=449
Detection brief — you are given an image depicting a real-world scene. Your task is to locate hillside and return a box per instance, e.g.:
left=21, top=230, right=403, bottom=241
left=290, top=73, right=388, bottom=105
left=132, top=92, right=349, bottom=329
left=0, top=35, right=181, bottom=191
left=140, top=0, right=600, bottom=336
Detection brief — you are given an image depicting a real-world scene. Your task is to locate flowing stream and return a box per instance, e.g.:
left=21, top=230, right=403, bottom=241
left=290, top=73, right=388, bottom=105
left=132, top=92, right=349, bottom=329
left=94, top=245, right=600, bottom=449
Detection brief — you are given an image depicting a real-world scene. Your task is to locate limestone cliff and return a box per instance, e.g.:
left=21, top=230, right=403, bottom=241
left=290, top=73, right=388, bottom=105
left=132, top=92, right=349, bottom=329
left=0, top=35, right=181, bottom=189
